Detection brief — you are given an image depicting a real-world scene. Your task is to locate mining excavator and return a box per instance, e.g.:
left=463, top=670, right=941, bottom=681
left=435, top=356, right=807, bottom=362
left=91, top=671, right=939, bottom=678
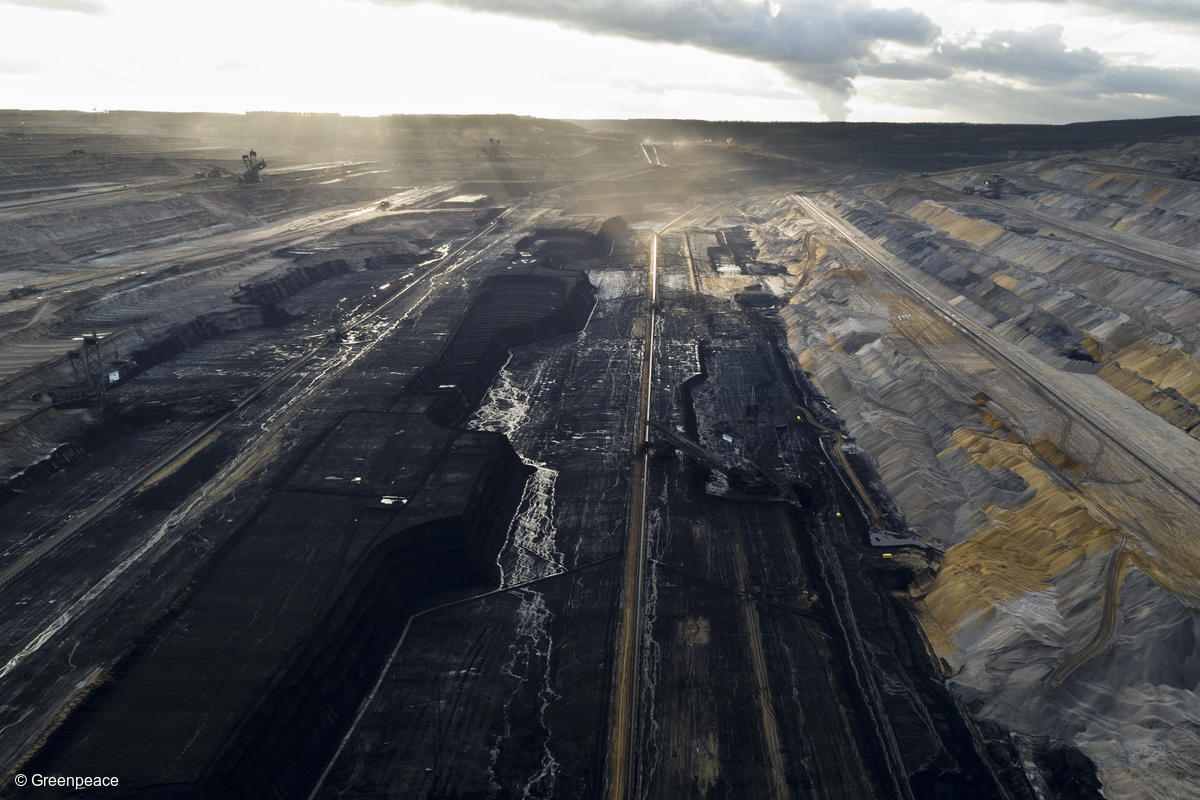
left=482, top=138, right=505, bottom=161
left=647, top=419, right=807, bottom=504
left=240, top=148, right=266, bottom=183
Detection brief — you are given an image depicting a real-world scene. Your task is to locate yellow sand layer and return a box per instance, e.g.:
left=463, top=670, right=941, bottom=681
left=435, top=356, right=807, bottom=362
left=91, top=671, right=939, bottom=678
left=1099, top=363, right=1200, bottom=439
left=1144, top=185, right=1171, bottom=204
left=1092, top=337, right=1200, bottom=439
left=992, top=273, right=1020, bottom=291
left=796, top=347, right=817, bottom=373
left=923, top=421, right=1200, bottom=668
left=828, top=265, right=870, bottom=284
left=1084, top=172, right=1143, bottom=192
left=923, top=428, right=1120, bottom=646
left=907, top=200, right=1006, bottom=247
left=1112, top=339, right=1200, bottom=401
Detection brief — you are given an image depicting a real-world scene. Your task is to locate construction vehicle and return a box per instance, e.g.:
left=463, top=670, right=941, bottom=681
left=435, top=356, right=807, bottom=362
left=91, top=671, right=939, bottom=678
left=240, top=149, right=266, bottom=183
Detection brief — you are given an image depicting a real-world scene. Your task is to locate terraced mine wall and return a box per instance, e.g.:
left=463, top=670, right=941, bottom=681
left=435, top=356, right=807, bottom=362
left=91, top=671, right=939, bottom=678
left=0, top=440, right=88, bottom=502
left=231, top=258, right=354, bottom=305
left=756, top=337, right=1014, bottom=796
left=363, top=251, right=424, bottom=270
left=20, top=268, right=598, bottom=800
left=0, top=197, right=232, bottom=269
left=828, top=199, right=1103, bottom=373
left=758, top=150, right=1200, bottom=796
left=416, top=269, right=596, bottom=426
left=126, top=304, right=295, bottom=369
left=0, top=304, right=293, bottom=498
left=1, top=256, right=367, bottom=496
left=514, top=218, right=628, bottom=267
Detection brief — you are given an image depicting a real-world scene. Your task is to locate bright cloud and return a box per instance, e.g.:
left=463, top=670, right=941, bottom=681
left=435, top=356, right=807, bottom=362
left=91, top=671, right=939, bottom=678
left=1, top=0, right=1197, bottom=122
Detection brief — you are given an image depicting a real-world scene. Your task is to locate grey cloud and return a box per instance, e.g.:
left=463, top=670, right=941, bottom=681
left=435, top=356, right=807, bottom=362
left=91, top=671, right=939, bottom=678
left=929, top=25, right=1200, bottom=102
left=859, top=60, right=953, bottom=81
left=936, top=26, right=1106, bottom=83
left=370, top=0, right=940, bottom=119
left=1, top=0, right=106, bottom=13
left=1094, top=65, right=1200, bottom=104
left=1019, top=0, right=1200, bottom=24
left=884, top=25, right=1200, bottom=120
left=1088, top=0, right=1200, bottom=20
left=876, top=70, right=1200, bottom=123
left=369, top=0, right=1200, bottom=122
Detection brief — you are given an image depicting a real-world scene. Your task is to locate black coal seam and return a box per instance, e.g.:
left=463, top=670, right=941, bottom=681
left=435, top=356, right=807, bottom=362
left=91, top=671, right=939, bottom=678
left=202, top=448, right=531, bottom=800
left=18, top=269, right=603, bottom=798
left=648, top=556, right=830, bottom=624
left=203, top=274, right=598, bottom=797
left=13, top=423, right=325, bottom=789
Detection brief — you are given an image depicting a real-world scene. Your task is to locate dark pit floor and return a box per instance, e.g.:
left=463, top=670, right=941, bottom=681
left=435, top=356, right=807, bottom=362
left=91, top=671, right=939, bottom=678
left=3, top=214, right=1082, bottom=800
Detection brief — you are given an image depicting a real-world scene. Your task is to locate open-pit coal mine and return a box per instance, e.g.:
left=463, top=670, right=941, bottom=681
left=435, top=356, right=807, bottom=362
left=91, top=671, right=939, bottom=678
left=3, top=110, right=1200, bottom=799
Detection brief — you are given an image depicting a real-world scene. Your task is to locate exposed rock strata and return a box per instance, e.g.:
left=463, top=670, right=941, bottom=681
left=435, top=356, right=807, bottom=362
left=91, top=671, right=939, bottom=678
left=758, top=138, right=1200, bottom=798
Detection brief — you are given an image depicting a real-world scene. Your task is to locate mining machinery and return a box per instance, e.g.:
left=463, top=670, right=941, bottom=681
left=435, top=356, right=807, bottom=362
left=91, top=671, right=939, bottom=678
left=647, top=419, right=806, bottom=504
left=50, top=332, right=127, bottom=408
left=640, top=142, right=664, bottom=168
left=482, top=138, right=505, bottom=161
left=964, top=174, right=1007, bottom=197
left=240, top=148, right=266, bottom=183
left=980, top=174, right=1006, bottom=198
left=1178, top=156, right=1200, bottom=181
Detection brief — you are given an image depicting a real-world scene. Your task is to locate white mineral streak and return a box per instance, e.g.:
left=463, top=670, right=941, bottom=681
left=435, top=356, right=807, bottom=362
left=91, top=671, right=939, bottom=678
left=468, top=356, right=564, bottom=587
left=471, top=347, right=570, bottom=797
left=486, top=587, right=560, bottom=799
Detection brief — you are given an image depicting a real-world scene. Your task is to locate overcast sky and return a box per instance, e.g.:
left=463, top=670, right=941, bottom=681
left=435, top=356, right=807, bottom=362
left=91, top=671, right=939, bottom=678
left=2, top=0, right=1198, bottom=122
